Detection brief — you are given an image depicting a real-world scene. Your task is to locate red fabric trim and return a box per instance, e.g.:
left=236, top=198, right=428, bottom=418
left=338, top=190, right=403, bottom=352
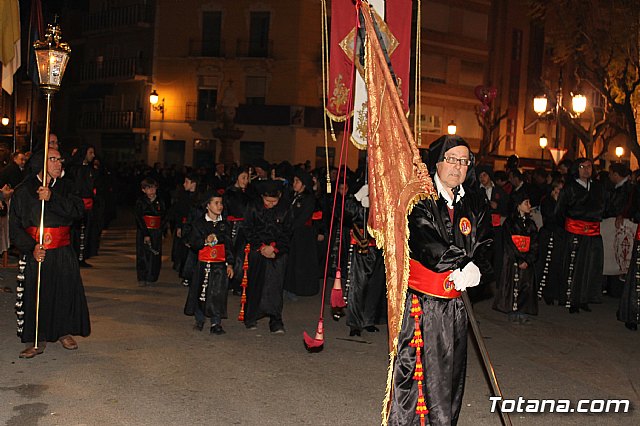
left=564, top=218, right=600, bottom=236
left=635, top=224, right=640, bottom=241
left=82, top=198, right=94, bottom=210
left=408, top=259, right=460, bottom=299
left=491, top=213, right=501, bottom=227
left=143, top=215, right=161, bottom=229
left=350, top=230, right=376, bottom=246
left=511, top=235, right=531, bottom=252
left=26, top=226, right=71, bottom=249
left=311, top=211, right=323, bottom=221
left=227, top=216, right=244, bottom=222
left=198, top=244, right=226, bottom=262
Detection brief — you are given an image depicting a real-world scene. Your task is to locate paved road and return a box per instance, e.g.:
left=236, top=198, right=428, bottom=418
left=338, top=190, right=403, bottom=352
left=1, top=223, right=639, bottom=425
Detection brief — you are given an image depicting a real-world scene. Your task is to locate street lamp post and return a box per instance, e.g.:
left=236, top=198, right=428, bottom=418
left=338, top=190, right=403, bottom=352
left=447, top=120, right=457, bottom=135
left=539, top=134, right=548, bottom=166
left=615, top=146, right=624, bottom=162
left=32, top=22, right=71, bottom=350
left=533, top=70, right=586, bottom=150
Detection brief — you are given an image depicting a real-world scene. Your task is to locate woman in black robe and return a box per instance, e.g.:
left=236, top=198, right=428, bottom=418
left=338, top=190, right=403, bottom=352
left=284, top=170, right=319, bottom=297
left=11, top=149, right=90, bottom=358
left=618, top=185, right=640, bottom=331
left=493, top=191, right=539, bottom=322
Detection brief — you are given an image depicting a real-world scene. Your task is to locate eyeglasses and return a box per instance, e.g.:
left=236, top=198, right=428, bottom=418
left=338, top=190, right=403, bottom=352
left=48, top=157, right=64, bottom=163
left=443, top=156, right=471, bottom=166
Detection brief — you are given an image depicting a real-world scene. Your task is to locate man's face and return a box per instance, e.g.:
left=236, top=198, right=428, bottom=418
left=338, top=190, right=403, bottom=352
left=337, top=183, right=348, bottom=197
left=435, top=145, right=470, bottom=190
left=236, top=172, right=249, bottom=189
left=47, top=149, right=64, bottom=179
left=578, top=161, right=593, bottom=180
left=518, top=199, right=532, bottom=215
left=142, top=186, right=157, bottom=199
left=85, top=147, right=95, bottom=163
left=216, top=163, right=225, bottom=175
left=479, top=171, right=490, bottom=186
left=558, top=164, right=569, bottom=175
left=255, top=166, right=268, bottom=179
left=262, top=195, right=280, bottom=209
left=608, top=171, right=620, bottom=184
left=14, top=153, right=26, bottom=169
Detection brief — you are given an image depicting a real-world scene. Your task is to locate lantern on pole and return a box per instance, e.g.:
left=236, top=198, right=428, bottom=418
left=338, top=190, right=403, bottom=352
left=31, top=22, right=71, bottom=350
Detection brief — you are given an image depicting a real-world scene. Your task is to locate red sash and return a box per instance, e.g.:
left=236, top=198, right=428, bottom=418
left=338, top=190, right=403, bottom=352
left=227, top=216, right=244, bottom=222
left=511, top=235, right=531, bottom=252
left=26, top=226, right=71, bottom=249
left=198, top=244, right=226, bottom=262
left=305, top=211, right=323, bottom=227
left=564, top=218, right=600, bottom=236
left=491, top=213, right=501, bottom=227
left=143, top=215, right=161, bottom=229
left=82, top=197, right=94, bottom=210
left=181, top=216, right=187, bottom=224
left=408, top=259, right=461, bottom=299
left=635, top=224, right=640, bottom=241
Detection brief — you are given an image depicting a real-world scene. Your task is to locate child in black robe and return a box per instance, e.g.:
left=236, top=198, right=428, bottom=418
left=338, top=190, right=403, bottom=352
left=493, top=191, right=539, bottom=323
left=134, top=178, right=166, bottom=286
left=183, top=192, right=234, bottom=334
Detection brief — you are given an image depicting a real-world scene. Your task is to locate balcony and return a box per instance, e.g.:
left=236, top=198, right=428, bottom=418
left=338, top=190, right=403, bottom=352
left=188, top=39, right=225, bottom=58
left=82, top=3, right=154, bottom=34
left=79, top=57, right=150, bottom=82
left=79, top=111, right=146, bottom=132
left=236, top=39, right=273, bottom=58
left=185, top=102, right=218, bottom=122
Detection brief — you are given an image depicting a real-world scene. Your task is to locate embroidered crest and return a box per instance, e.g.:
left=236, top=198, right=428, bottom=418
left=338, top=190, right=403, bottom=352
left=43, top=232, right=52, bottom=246
left=443, top=276, right=455, bottom=292
left=459, top=217, right=472, bottom=235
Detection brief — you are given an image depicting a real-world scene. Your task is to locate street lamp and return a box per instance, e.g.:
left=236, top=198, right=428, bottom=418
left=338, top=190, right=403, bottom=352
left=532, top=71, right=587, bottom=148
left=615, top=146, right=624, bottom=161
left=150, top=89, right=165, bottom=118
left=1, top=115, right=8, bottom=126
left=539, top=134, right=548, bottom=166
left=32, top=21, right=71, bottom=351
left=447, top=120, right=457, bottom=135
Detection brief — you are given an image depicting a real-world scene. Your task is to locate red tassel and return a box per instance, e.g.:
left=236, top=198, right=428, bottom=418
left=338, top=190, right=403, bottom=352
left=237, top=244, right=250, bottom=321
left=330, top=270, right=347, bottom=308
left=411, top=294, right=429, bottom=423
left=303, top=319, right=324, bottom=353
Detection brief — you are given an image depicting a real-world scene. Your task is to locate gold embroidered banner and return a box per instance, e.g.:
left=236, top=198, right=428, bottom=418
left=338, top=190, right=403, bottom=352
left=360, top=3, right=436, bottom=422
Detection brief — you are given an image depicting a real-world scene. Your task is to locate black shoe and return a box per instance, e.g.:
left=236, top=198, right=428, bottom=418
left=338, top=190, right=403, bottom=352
left=332, top=307, right=345, bottom=322
left=349, top=328, right=361, bottom=337
left=579, top=303, right=591, bottom=312
left=569, top=307, right=580, bottom=314
left=271, top=327, right=285, bottom=335
left=194, top=321, right=204, bottom=331
left=625, top=322, right=638, bottom=331
left=210, top=324, right=226, bottom=335
left=245, top=323, right=257, bottom=330
left=364, top=325, right=380, bottom=333
left=79, top=260, right=93, bottom=268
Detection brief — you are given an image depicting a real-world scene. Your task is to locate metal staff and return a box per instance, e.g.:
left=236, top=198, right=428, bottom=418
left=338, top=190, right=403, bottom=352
left=33, top=95, right=52, bottom=349
left=461, top=290, right=512, bottom=426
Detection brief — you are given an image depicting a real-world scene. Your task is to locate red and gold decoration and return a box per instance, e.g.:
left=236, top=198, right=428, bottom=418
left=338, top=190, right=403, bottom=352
left=409, top=294, right=428, bottom=425
left=237, top=244, right=250, bottom=322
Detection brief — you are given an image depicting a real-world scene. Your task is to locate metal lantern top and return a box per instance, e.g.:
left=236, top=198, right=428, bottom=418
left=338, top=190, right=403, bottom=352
left=33, top=23, right=71, bottom=94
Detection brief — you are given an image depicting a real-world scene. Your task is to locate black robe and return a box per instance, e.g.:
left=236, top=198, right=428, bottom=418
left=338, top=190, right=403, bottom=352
left=536, top=195, right=564, bottom=302
left=183, top=215, right=234, bottom=322
left=224, top=185, right=251, bottom=292
left=555, top=178, right=606, bottom=307
left=344, top=195, right=385, bottom=331
left=493, top=213, right=539, bottom=315
left=10, top=175, right=90, bottom=343
left=69, top=163, right=97, bottom=262
left=618, top=186, right=640, bottom=326
left=169, top=189, right=201, bottom=275
left=243, top=199, right=291, bottom=330
left=388, top=187, right=491, bottom=426
left=134, top=195, right=166, bottom=282
left=284, top=190, right=319, bottom=296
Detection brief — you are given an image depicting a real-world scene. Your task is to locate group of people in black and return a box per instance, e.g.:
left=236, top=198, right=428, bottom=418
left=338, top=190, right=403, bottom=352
left=477, top=155, right=640, bottom=332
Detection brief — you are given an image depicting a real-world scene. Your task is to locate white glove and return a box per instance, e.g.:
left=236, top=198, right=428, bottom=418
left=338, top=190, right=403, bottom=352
left=354, top=184, right=370, bottom=208
left=450, top=261, right=481, bottom=291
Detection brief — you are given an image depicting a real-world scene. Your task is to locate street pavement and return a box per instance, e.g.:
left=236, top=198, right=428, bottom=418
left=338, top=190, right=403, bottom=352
left=1, top=219, right=639, bottom=425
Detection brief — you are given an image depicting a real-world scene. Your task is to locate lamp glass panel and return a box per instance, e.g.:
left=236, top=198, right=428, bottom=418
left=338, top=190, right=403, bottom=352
left=533, top=96, right=548, bottom=114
